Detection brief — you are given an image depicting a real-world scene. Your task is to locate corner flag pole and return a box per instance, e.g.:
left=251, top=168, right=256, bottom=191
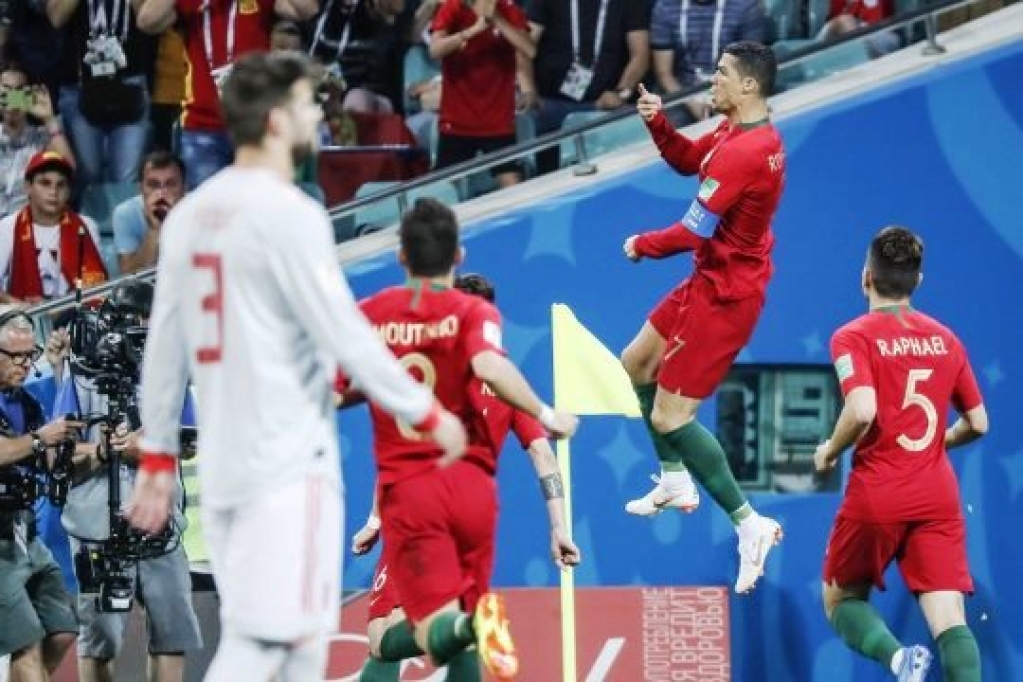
left=551, top=303, right=642, bottom=682
left=556, top=437, right=578, bottom=682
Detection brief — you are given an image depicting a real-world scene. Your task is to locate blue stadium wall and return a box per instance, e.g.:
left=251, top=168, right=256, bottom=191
left=337, top=39, right=1023, bottom=681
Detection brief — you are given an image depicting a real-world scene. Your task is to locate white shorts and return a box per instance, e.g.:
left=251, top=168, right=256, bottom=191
left=202, top=470, right=341, bottom=642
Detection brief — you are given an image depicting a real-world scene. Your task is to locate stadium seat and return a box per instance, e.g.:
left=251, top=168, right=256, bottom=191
left=801, top=39, right=872, bottom=80
left=807, top=0, right=832, bottom=36
left=558, top=110, right=648, bottom=167
left=350, top=180, right=461, bottom=238
left=403, top=44, right=440, bottom=114
left=765, top=0, right=805, bottom=39
left=80, top=182, right=138, bottom=238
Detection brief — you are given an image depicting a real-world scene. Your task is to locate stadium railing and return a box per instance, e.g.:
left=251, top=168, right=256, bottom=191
left=22, top=0, right=1010, bottom=327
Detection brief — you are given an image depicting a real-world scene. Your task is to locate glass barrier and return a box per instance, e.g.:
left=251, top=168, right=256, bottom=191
left=323, top=0, right=993, bottom=238
left=23, top=0, right=1007, bottom=325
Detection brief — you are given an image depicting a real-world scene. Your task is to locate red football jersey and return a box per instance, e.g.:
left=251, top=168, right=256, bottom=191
left=359, top=285, right=503, bottom=484
left=831, top=307, right=983, bottom=522
left=431, top=0, right=527, bottom=137
left=177, top=0, right=274, bottom=131
left=467, top=377, right=548, bottom=473
left=829, top=0, right=894, bottom=25
left=638, top=117, right=786, bottom=301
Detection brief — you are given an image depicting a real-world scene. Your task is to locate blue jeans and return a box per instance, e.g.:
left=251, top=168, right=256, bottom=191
left=58, top=75, right=150, bottom=187
left=179, top=130, right=234, bottom=189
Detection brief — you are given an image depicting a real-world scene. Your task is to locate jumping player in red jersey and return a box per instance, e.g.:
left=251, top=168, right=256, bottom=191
left=814, top=226, right=987, bottom=682
left=351, top=272, right=581, bottom=682
left=354, top=199, right=577, bottom=681
left=619, top=42, right=785, bottom=593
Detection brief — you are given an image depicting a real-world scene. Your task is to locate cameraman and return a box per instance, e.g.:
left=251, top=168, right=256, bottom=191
left=53, top=280, right=202, bottom=682
left=0, top=306, right=80, bottom=679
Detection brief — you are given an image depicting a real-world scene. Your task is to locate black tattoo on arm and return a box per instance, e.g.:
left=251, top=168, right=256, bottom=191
left=539, top=473, right=564, bottom=500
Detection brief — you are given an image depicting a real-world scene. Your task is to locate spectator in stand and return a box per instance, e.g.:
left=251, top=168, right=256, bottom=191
left=0, top=62, right=75, bottom=220
left=308, top=0, right=405, bottom=114
left=0, top=151, right=106, bottom=304
left=650, top=0, right=768, bottom=123
left=271, top=18, right=305, bottom=51
left=113, top=150, right=185, bottom=274
left=430, top=0, right=535, bottom=188
left=520, top=0, right=650, bottom=174
left=403, top=0, right=442, bottom=149
left=150, top=28, right=187, bottom=153
left=136, top=0, right=321, bottom=189
left=820, top=0, right=901, bottom=57
left=1, top=0, right=66, bottom=102
left=46, top=0, right=159, bottom=189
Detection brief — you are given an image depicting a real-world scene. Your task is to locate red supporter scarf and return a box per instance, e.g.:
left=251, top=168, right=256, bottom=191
left=9, top=205, right=107, bottom=299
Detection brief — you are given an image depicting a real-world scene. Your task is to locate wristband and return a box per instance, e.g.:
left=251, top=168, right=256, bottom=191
left=538, top=404, right=557, bottom=430
left=366, top=514, right=381, bottom=531
left=139, top=452, right=177, bottom=474
left=412, top=401, right=442, bottom=432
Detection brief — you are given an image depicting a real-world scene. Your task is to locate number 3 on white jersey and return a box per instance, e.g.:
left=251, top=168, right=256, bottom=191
left=395, top=352, right=437, bottom=440
left=897, top=369, right=937, bottom=452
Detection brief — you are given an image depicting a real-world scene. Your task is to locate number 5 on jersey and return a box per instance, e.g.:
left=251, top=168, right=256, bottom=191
left=897, top=369, right=937, bottom=452
left=193, top=253, right=224, bottom=364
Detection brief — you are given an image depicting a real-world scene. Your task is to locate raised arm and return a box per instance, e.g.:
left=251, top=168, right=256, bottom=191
left=637, top=84, right=716, bottom=175
left=274, top=0, right=319, bottom=21
left=135, top=0, right=178, bottom=34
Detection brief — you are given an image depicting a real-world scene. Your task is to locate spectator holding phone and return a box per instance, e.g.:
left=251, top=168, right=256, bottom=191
left=0, top=61, right=74, bottom=220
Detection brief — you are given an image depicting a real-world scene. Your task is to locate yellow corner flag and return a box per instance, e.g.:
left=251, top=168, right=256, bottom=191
left=551, top=303, right=641, bottom=682
left=552, top=303, right=640, bottom=417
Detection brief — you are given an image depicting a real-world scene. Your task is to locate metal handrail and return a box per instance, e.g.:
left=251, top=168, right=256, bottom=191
left=327, top=0, right=976, bottom=219
left=22, top=0, right=995, bottom=321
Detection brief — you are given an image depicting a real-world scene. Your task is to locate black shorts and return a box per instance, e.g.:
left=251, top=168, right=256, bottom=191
left=435, top=133, right=522, bottom=178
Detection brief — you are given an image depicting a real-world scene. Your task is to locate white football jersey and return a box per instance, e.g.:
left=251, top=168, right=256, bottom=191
left=139, top=166, right=432, bottom=509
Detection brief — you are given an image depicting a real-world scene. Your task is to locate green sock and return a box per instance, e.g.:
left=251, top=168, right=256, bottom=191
left=426, top=612, right=474, bottom=666
left=937, top=625, right=981, bottom=681
left=662, top=421, right=748, bottom=520
left=378, top=619, right=422, bottom=661
left=634, top=383, right=687, bottom=471
left=829, top=599, right=902, bottom=670
left=358, top=656, right=401, bottom=681
left=444, top=648, right=482, bottom=681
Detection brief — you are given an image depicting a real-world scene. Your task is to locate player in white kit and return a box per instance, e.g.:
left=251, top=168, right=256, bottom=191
left=125, top=52, right=467, bottom=681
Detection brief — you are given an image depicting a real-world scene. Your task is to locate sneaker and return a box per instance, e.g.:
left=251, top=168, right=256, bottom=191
left=474, top=592, right=518, bottom=680
left=625, top=472, right=700, bottom=516
left=734, top=515, right=783, bottom=594
left=895, top=645, right=933, bottom=682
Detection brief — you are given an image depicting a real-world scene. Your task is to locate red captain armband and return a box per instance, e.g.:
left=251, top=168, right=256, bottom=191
left=412, top=401, right=443, bottom=433
left=139, top=452, right=178, bottom=474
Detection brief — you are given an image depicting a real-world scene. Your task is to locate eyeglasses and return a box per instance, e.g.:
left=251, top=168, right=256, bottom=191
left=0, top=346, right=43, bottom=366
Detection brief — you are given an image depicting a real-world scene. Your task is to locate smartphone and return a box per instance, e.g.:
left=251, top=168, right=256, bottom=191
left=2, top=88, right=33, bottom=111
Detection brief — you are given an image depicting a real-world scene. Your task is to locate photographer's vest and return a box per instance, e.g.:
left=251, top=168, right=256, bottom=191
left=0, top=388, right=46, bottom=539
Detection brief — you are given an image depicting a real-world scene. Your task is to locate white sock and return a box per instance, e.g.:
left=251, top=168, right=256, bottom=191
left=660, top=469, right=691, bottom=493
left=735, top=507, right=760, bottom=533
left=205, top=630, right=287, bottom=682
left=890, top=647, right=905, bottom=675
